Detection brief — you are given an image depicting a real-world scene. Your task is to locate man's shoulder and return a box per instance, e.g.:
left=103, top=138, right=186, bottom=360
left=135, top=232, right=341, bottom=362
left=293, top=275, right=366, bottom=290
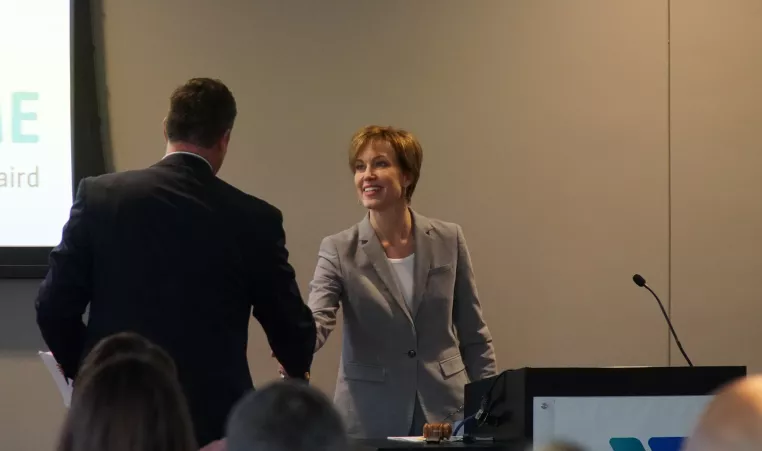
left=79, top=168, right=153, bottom=194
left=83, top=169, right=280, bottom=216
left=214, top=178, right=282, bottom=220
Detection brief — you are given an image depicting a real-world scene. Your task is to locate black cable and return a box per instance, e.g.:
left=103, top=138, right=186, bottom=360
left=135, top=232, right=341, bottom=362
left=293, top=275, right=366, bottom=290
left=476, top=370, right=508, bottom=426
left=441, top=404, right=464, bottom=422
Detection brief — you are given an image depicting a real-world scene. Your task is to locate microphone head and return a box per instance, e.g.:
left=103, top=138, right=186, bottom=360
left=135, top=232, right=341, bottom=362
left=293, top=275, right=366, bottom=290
left=633, top=274, right=647, bottom=287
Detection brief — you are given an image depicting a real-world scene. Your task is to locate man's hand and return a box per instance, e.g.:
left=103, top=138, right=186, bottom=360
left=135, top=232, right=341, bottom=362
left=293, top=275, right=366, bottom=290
left=270, top=350, right=310, bottom=382
left=270, top=350, right=286, bottom=378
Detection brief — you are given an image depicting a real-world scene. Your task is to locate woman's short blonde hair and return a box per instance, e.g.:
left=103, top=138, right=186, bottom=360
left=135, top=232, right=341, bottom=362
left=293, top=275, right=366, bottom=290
left=348, top=125, right=423, bottom=203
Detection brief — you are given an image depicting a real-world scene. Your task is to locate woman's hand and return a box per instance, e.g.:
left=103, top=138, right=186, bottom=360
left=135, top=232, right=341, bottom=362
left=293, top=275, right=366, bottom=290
left=199, top=438, right=226, bottom=451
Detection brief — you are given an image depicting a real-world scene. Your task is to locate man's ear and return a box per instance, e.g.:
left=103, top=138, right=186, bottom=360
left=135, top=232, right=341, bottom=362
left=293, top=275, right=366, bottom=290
left=163, top=117, right=168, bottom=142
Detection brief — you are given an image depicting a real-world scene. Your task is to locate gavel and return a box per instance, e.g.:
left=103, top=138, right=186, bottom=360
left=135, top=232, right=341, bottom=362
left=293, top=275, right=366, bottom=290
left=422, top=422, right=453, bottom=443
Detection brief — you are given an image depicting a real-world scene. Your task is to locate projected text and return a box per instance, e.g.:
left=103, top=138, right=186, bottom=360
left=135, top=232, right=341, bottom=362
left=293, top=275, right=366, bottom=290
left=1, top=0, right=74, bottom=247
left=0, top=92, right=42, bottom=189
left=0, top=92, right=40, bottom=144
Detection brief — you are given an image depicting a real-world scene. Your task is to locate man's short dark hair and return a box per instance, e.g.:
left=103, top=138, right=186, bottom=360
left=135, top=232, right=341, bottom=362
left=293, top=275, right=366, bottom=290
left=226, top=381, right=347, bottom=451
left=165, top=78, right=237, bottom=148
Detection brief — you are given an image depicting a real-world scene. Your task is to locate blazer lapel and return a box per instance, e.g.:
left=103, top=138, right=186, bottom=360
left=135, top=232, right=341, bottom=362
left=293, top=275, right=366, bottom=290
left=411, top=211, right=434, bottom=319
left=358, top=215, right=414, bottom=325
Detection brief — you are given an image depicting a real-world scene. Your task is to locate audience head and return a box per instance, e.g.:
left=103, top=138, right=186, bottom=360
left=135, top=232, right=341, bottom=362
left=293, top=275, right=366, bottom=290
left=57, top=355, right=197, bottom=451
left=531, top=441, right=587, bottom=451
left=164, top=77, right=237, bottom=173
left=349, top=125, right=423, bottom=209
left=683, top=375, right=762, bottom=451
left=76, top=331, right=176, bottom=383
left=226, top=381, right=347, bottom=451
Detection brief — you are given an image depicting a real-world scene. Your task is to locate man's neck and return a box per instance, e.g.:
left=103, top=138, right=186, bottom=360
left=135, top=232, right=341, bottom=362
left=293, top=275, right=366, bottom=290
left=165, top=141, right=207, bottom=157
left=164, top=143, right=215, bottom=173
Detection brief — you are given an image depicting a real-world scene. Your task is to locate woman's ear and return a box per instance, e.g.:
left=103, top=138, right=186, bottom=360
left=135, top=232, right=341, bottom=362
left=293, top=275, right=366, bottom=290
left=401, top=173, right=412, bottom=199
left=401, top=171, right=412, bottom=188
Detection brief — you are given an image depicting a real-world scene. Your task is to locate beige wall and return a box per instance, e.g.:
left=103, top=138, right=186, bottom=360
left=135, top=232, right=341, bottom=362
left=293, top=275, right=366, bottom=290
left=1, top=0, right=760, bottom=449
left=669, top=0, right=762, bottom=366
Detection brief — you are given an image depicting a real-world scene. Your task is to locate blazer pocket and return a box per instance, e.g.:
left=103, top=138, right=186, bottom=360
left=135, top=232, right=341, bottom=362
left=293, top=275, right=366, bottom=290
left=439, top=354, right=466, bottom=377
left=428, top=264, right=453, bottom=276
left=344, top=362, right=386, bottom=383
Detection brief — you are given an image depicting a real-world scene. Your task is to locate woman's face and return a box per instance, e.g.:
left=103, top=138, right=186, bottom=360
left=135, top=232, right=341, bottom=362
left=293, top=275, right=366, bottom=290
left=353, top=141, right=410, bottom=211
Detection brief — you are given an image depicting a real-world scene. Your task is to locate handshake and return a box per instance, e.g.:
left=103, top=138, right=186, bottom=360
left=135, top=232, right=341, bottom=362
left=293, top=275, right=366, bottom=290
left=270, top=351, right=310, bottom=383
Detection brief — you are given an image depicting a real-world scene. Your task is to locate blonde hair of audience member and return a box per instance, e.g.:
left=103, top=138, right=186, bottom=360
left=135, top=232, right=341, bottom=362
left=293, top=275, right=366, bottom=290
left=75, top=331, right=177, bottom=384
left=57, top=355, right=197, bottom=451
left=683, top=375, right=762, bottom=451
left=226, top=381, right=347, bottom=451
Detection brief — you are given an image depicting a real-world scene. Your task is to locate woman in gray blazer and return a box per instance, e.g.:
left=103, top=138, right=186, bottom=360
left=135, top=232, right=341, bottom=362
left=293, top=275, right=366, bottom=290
left=307, top=125, right=498, bottom=439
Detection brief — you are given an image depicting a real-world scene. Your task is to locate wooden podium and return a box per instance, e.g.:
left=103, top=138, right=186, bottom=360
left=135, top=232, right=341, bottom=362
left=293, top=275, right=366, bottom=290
left=463, top=366, right=745, bottom=450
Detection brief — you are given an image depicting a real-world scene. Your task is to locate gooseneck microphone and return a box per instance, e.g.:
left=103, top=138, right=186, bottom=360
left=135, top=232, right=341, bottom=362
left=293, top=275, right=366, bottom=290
left=632, top=274, right=694, bottom=366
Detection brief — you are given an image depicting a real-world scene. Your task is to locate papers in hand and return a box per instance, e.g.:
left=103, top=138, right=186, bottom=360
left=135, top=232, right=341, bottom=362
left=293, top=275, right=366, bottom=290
left=387, top=437, right=425, bottom=442
left=38, top=351, right=72, bottom=407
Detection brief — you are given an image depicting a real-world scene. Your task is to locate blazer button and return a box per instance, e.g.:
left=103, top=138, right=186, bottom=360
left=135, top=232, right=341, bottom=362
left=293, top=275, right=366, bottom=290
left=407, top=350, right=417, bottom=358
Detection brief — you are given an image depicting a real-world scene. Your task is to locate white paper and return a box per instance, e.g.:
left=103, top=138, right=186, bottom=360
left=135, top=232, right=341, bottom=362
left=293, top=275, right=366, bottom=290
left=386, top=437, right=425, bottom=442
left=453, top=419, right=464, bottom=436
left=38, top=351, right=72, bottom=407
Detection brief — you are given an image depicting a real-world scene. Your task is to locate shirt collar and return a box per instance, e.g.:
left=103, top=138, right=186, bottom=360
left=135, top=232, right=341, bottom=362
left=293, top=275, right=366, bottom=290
left=162, top=151, right=214, bottom=172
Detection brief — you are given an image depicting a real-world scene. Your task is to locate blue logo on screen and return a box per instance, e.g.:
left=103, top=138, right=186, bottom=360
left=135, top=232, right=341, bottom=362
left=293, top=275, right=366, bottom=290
left=610, top=437, right=685, bottom=451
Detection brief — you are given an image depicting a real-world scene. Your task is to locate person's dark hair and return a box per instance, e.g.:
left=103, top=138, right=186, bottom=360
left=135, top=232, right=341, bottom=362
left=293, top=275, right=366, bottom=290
left=165, top=77, right=237, bottom=148
left=57, top=355, right=197, bottom=451
left=76, top=332, right=176, bottom=384
left=226, top=381, right=347, bottom=451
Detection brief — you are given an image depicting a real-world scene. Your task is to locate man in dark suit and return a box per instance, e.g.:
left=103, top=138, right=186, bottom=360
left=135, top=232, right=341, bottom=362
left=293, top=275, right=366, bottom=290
left=35, top=78, right=316, bottom=447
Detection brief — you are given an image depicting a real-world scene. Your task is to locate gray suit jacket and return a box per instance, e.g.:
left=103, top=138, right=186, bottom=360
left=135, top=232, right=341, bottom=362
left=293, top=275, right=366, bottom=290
left=308, top=210, right=497, bottom=438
